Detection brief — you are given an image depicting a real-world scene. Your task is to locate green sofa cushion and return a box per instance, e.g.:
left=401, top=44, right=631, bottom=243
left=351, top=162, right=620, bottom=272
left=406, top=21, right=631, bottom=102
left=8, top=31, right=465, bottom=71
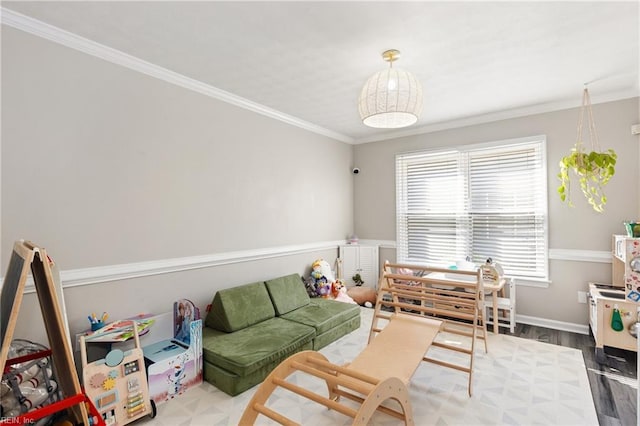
left=280, top=298, right=360, bottom=335
left=202, top=317, right=315, bottom=377
left=264, top=273, right=310, bottom=315
left=205, top=281, right=275, bottom=332
left=203, top=346, right=312, bottom=397
left=312, top=313, right=361, bottom=350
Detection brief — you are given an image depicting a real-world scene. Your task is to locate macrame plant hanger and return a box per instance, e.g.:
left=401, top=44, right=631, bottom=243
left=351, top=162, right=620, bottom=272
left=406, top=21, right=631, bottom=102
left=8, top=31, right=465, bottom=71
left=575, top=86, right=601, bottom=163
left=558, top=84, right=617, bottom=212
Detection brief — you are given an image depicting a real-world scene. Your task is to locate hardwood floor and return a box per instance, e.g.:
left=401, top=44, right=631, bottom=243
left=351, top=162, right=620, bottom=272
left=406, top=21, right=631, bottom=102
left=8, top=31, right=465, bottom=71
left=502, top=323, right=637, bottom=426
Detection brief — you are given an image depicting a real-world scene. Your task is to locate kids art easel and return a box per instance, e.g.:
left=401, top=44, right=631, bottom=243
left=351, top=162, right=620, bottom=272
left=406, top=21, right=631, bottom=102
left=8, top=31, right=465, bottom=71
left=1, top=240, right=99, bottom=425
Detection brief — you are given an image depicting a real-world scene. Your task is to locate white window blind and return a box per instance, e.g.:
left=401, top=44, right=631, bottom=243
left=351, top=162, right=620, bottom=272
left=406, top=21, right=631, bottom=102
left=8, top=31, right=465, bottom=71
left=396, top=137, right=548, bottom=280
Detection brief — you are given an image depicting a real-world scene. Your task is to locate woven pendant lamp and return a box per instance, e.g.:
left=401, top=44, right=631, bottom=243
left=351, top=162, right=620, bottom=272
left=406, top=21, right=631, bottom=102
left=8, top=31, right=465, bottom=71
left=358, top=49, right=423, bottom=129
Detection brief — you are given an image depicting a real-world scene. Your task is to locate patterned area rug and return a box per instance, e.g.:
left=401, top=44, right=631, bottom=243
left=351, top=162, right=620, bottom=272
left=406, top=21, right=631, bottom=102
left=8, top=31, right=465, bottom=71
left=138, top=307, right=598, bottom=425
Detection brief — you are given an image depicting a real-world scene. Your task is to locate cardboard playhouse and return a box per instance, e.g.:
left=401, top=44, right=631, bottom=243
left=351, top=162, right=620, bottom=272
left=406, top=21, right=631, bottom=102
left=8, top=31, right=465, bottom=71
left=143, top=299, right=203, bottom=405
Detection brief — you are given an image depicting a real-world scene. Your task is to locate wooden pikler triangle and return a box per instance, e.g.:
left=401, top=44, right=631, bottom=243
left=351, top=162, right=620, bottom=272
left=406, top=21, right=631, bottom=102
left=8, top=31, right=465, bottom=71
left=1, top=240, right=89, bottom=424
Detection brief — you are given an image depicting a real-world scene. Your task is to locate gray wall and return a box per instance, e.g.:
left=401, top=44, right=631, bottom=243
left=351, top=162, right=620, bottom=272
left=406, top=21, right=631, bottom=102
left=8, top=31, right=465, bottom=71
left=354, top=97, right=639, bottom=327
left=2, top=23, right=639, bottom=345
left=1, top=27, right=354, bottom=343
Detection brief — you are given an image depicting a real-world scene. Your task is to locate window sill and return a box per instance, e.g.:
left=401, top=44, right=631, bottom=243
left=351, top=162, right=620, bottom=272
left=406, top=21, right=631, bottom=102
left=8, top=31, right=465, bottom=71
left=511, top=277, right=551, bottom=288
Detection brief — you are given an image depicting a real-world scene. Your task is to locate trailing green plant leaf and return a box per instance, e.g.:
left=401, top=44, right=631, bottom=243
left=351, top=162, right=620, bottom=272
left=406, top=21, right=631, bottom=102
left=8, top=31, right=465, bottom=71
left=557, top=145, right=616, bottom=213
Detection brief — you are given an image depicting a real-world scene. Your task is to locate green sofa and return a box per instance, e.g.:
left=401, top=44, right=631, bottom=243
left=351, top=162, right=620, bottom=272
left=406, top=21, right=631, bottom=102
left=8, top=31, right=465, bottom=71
left=202, top=273, right=361, bottom=396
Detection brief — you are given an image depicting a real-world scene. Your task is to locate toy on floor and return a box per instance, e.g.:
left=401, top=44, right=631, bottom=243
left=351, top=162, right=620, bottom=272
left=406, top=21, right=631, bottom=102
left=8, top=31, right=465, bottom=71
left=346, top=286, right=377, bottom=307
left=305, top=259, right=358, bottom=304
left=331, top=280, right=357, bottom=304
left=308, top=259, right=334, bottom=298
left=80, top=320, right=156, bottom=426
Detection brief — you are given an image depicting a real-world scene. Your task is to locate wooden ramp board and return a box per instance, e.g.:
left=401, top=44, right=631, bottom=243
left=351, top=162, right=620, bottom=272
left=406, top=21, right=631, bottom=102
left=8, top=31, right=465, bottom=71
left=239, top=314, right=443, bottom=426
left=0, top=241, right=88, bottom=424
left=348, top=313, right=442, bottom=384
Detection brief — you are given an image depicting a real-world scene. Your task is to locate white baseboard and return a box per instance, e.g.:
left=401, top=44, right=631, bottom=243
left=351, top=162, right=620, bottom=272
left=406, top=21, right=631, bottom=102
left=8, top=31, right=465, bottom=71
left=516, top=314, right=590, bottom=335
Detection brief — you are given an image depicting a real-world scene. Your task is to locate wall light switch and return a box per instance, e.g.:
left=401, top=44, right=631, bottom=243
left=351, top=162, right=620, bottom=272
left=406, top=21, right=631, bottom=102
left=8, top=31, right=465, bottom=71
left=578, top=291, right=588, bottom=304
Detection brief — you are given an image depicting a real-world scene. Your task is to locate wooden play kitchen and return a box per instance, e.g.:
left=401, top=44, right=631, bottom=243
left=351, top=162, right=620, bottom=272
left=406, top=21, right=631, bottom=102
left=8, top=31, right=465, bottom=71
left=588, top=234, right=640, bottom=363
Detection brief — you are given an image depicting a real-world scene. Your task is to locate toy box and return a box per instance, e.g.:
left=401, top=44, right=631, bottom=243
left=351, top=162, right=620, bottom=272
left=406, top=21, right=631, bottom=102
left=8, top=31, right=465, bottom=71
left=143, top=299, right=203, bottom=405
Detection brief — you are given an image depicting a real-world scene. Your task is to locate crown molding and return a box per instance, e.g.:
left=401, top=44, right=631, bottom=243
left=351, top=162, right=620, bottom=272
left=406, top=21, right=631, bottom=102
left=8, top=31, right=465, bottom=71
left=1, top=7, right=354, bottom=144
left=3, top=7, right=635, bottom=147
left=355, top=90, right=639, bottom=144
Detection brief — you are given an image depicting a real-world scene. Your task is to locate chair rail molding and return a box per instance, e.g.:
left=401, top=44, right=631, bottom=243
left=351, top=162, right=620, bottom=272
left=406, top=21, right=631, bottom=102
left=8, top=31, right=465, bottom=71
left=547, top=248, right=611, bottom=263
left=362, top=240, right=611, bottom=264
left=0, top=240, right=347, bottom=293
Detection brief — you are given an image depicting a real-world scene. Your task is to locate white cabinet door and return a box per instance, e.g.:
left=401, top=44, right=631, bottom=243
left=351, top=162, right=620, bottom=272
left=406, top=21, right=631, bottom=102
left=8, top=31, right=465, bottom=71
left=339, top=245, right=379, bottom=289
left=339, top=245, right=359, bottom=285
left=357, top=245, right=378, bottom=289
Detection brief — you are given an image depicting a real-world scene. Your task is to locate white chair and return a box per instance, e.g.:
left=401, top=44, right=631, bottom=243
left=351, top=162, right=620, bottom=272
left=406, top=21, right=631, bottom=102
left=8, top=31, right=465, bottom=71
left=484, top=278, right=516, bottom=333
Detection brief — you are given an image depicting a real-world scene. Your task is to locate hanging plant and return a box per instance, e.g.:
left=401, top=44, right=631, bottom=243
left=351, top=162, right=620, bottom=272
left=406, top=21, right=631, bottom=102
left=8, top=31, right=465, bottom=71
left=557, top=87, right=617, bottom=213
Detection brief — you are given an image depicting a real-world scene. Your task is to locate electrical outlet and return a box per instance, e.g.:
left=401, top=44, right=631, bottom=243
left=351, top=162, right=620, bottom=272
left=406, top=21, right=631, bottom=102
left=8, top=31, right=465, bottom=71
left=578, top=291, right=588, bottom=304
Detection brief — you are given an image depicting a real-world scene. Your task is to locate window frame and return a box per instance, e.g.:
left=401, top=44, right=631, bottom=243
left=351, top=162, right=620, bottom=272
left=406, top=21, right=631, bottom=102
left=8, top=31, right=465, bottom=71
left=395, top=135, right=549, bottom=283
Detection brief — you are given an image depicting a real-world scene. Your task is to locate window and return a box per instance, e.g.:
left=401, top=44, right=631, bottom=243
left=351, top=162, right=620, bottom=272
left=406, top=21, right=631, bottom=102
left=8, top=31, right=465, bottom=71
left=396, top=136, right=548, bottom=281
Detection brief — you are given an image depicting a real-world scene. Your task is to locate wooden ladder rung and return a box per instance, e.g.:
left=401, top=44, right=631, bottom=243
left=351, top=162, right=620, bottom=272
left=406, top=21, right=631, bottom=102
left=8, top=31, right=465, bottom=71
left=431, top=341, right=473, bottom=354
left=292, top=361, right=376, bottom=395
left=442, top=324, right=476, bottom=334
left=423, top=357, right=471, bottom=373
left=272, top=377, right=358, bottom=418
left=374, top=313, right=392, bottom=320
left=333, top=388, right=407, bottom=421
left=253, top=403, right=298, bottom=426
left=370, top=262, right=489, bottom=398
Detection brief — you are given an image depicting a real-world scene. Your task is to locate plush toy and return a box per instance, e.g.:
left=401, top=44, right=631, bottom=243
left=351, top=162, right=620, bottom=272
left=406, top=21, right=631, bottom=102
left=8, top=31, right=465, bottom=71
left=395, top=268, right=415, bottom=284
left=331, top=280, right=357, bottom=304
left=311, top=259, right=335, bottom=283
left=347, top=286, right=377, bottom=308
left=309, top=259, right=335, bottom=298
left=316, top=277, right=331, bottom=298
left=331, top=279, right=343, bottom=299
left=303, top=276, right=319, bottom=298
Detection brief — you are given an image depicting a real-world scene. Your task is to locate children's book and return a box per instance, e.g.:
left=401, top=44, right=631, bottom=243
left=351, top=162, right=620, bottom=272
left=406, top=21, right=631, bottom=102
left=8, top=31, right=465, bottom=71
left=86, top=317, right=155, bottom=343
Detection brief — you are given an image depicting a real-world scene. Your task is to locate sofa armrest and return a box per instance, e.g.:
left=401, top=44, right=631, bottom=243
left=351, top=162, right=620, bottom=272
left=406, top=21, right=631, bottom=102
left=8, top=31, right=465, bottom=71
left=205, top=282, right=275, bottom=332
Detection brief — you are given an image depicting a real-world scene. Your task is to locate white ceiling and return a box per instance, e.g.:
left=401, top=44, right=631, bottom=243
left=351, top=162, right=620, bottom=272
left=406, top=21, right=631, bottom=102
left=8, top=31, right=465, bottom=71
left=3, top=1, right=639, bottom=144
